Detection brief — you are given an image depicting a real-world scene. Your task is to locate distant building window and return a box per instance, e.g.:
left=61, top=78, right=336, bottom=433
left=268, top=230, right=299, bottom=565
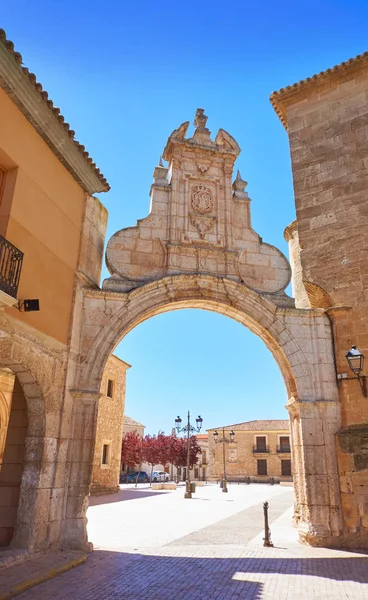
left=256, top=436, right=267, bottom=452
left=202, top=450, right=207, bottom=464
left=107, top=379, right=114, bottom=398
left=279, top=436, right=290, bottom=452
left=257, top=459, right=267, bottom=476
left=102, top=443, right=111, bottom=466
left=281, top=459, right=292, bottom=477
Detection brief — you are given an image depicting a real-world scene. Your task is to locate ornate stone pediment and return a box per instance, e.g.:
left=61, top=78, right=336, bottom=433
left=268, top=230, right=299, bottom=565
left=104, top=109, right=291, bottom=301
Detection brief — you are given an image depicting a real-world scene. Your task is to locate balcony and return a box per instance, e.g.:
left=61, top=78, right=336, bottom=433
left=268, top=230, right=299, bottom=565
left=0, top=235, right=23, bottom=306
left=253, top=445, right=269, bottom=454
left=277, top=445, right=291, bottom=454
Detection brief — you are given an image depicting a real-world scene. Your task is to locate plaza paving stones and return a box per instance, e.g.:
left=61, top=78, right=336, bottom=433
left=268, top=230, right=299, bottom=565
left=13, top=484, right=368, bottom=599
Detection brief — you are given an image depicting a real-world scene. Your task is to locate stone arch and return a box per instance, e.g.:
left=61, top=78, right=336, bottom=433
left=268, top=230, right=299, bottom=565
left=0, top=331, right=53, bottom=550
left=79, top=275, right=336, bottom=407
left=62, top=274, right=343, bottom=550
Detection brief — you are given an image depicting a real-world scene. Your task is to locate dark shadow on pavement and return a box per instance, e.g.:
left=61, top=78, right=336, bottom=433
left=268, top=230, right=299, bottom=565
left=15, top=550, right=368, bottom=600
left=88, top=488, right=167, bottom=506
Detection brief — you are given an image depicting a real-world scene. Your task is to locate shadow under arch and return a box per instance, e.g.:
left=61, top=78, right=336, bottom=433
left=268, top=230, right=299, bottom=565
left=0, top=357, right=46, bottom=550
left=80, top=274, right=319, bottom=403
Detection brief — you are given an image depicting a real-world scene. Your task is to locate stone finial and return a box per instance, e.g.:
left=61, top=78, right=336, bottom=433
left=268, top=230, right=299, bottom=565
left=152, top=157, right=169, bottom=185
left=232, top=170, right=249, bottom=199
left=194, top=108, right=208, bottom=130
left=192, top=108, right=213, bottom=145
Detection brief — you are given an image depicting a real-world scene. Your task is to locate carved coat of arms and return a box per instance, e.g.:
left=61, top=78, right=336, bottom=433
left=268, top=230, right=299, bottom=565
left=191, top=185, right=214, bottom=214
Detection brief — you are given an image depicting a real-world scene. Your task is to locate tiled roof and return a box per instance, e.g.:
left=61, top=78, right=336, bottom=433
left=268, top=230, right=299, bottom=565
left=207, top=419, right=289, bottom=432
left=195, top=434, right=208, bottom=440
left=0, top=29, right=110, bottom=192
left=270, top=51, right=368, bottom=129
left=123, top=415, right=145, bottom=428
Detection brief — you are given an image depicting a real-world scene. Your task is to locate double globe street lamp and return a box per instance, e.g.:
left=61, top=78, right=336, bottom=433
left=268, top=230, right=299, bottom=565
left=175, top=412, right=203, bottom=498
left=213, top=428, right=235, bottom=493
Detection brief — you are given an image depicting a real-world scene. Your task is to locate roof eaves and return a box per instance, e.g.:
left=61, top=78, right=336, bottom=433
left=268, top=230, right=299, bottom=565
left=0, top=29, right=110, bottom=193
left=270, top=51, right=368, bottom=130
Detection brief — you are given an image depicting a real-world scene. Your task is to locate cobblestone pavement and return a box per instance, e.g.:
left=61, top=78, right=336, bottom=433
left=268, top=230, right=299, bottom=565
left=16, top=485, right=368, bottom=599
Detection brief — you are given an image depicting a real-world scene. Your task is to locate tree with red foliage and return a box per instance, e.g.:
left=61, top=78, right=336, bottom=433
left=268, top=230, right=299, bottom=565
left=143, top=433, right=174, bottom=484
left=169, top=435, right=201, bottom=481
left=143, top=434, right=162, bottom=484
left=121, top=431, right=144, bottom=487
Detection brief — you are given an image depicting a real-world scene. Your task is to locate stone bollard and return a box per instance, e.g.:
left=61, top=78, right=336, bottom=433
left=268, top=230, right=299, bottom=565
left=263, top=501, right=274, bottom=547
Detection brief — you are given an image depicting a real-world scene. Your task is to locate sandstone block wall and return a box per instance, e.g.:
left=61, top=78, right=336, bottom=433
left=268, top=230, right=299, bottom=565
left=208, top=429, right=292, bottom=482
left=91, top=355, right=130, bottom=494
left=272, top=55, right=368, bottom=546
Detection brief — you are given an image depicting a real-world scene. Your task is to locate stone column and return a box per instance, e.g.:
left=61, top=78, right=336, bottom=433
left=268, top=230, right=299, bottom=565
left=61, top=390, right=100, bottom=550
left=288, top=397, right=343, bottom=546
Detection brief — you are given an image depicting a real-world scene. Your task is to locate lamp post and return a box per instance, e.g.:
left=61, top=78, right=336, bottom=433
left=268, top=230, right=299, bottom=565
left=175, top=412, right=203, bottom=498
left=213, top=427, right=235, bottom=493
left=337, top=346, right=368, bottom=397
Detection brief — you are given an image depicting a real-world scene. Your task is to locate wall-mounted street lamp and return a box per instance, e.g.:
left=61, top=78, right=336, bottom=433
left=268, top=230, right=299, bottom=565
left=213, top=428, right=235, bottom=493
left=175, top=412, right=203, bottom=499
left=337, top=346, right=368, bottom=397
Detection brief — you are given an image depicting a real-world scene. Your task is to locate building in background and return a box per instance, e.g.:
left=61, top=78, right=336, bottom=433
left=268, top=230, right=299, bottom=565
left=91, top=356, right=130, bottom=496
left=208, top=420, right=292, bottom=483
left=123, top=415, right=145, bottom=437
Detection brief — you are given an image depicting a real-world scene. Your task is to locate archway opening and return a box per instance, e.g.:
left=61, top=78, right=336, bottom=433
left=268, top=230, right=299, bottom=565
left=0, top=370, right=28, bottom=547
left=88, top=306, right=295, bottom=550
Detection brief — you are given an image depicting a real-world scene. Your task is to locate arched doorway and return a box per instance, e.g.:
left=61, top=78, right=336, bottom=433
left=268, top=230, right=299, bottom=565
left=0, top=360, right=46, bottom=550
left=64, top=273, right=342, bottom=550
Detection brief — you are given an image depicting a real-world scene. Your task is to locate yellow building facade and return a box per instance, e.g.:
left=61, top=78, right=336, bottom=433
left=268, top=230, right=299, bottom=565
left=208, top=420, right=292, bottom=483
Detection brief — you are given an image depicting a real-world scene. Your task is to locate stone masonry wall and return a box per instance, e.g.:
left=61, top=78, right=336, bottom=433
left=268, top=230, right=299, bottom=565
left=91, top=355, right=130, bottom=494
left=274, top=57, right=368, bottom=546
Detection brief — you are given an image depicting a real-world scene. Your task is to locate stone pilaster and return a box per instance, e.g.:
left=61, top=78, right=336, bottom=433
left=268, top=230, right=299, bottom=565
left=287, top=397, right=343, bottom=546
left=61, top=390, right=100, bottom=550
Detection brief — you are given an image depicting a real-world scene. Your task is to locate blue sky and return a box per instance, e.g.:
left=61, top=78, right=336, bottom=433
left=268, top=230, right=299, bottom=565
left=3, top=1, right=367, bottom=434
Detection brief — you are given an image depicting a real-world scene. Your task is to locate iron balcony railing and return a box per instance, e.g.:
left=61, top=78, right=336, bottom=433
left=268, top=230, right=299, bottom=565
left=277, top=446, right=291, bottom=453
left=0, top=235, right=23, bottom=298
left=253, top=445, right=269, bottom=454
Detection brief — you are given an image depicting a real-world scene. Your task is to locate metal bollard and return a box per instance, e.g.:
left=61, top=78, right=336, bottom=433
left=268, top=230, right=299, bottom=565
left=263, top=501, right=274, bottom=547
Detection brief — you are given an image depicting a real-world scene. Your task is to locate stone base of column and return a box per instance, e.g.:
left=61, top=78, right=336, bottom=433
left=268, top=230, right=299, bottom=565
left=298, top=521, right=368, bottom=549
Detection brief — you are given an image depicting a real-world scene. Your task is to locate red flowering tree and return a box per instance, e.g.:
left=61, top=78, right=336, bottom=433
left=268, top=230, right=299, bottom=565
left=121, top=431, right=144, bottom=487
left=169, top=435, right=201, bottom=481
left=156, top=432, right=172, bottom=477
left=143, top=433, right=174, bottom=484
left=143, top=434, right=163, bottom=484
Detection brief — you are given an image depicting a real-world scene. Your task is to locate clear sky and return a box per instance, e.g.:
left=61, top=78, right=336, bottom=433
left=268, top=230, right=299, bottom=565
left=3, top=1, right=367, bottom=434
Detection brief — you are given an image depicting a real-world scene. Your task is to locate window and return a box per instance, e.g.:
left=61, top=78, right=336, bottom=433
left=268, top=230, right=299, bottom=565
left=101, top=443, right=111, bottom=467
left=281, top=459, right=292, bottom=477
left=257, top=459, right=267, bottom=476
left=202, top=450, right=207, bottom=464
left=279, top=436, right=290, bottom=452
left=107, top=379, right=114, bottom=398
left=256, top=436, right=267, bottom=452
